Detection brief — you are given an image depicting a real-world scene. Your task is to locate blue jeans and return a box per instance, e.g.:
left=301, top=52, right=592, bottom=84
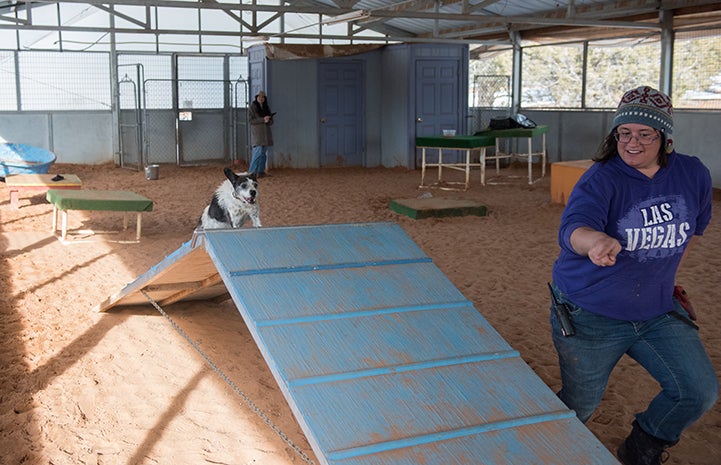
left=550, top=285, right=718, bottom=443
left=250, top=145, right=269, bottom=175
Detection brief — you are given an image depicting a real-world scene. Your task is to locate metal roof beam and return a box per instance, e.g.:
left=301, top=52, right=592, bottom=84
left=201, top=0, right=254, bottom=30
left=369, top=10, right=663, bottom=30
left=3, top=0, right=721, bottom=48
left=28, top=0, right=348, bottom=16
left=0, top=13, right=27, bottom=23
left=466, top=0, right=502, bottom=14
left=91, top=3, right=147, bottom=28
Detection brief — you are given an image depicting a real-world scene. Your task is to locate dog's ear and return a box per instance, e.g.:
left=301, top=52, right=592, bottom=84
left=223, top=167, right=237, bottom=182
left=248, top=172, right=258, bottom=181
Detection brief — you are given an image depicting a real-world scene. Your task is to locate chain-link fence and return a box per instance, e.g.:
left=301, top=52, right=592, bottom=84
left=469, top=74, right=510, bottom=133
left=18, top=51, right=111, bottom=111
left=142, top=78, right=246, bottom=165
left=118, top=63, right=145, bottom=170
left=116, top=54, right=249, bottom=167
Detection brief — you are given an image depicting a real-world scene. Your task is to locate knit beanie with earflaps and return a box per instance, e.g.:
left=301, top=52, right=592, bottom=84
left=612, top=86, right=674, bottom=137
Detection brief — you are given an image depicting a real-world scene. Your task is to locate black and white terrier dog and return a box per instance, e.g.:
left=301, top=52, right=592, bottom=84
left=197, top=168, right=261, bottom=230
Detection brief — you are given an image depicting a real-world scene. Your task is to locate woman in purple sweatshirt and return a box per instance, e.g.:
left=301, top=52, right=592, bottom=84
left=550, top=86, right=718, bottom=465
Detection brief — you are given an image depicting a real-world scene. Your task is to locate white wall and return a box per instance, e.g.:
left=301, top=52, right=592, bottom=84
left=0, top=111, right=114, bottom=164
left=1, top=109, right=720, bottom=189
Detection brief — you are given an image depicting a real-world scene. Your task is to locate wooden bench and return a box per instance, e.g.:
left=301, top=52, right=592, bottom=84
left=46, top=189, right=153, bottom=241
left=5, top=173, right=82, bottom=209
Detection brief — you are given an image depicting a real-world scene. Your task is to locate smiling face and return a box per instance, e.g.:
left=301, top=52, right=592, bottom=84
left=223, top=168, right=258, bottom=205
left=235, top=177, right=258, bottom=205
left=230, top=174, right=258, bottom=205
left=615, top=123, right=663, bottom=177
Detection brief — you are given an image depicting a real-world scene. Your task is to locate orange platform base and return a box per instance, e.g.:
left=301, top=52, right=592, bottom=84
left=550, top=160, right=594, bottom=205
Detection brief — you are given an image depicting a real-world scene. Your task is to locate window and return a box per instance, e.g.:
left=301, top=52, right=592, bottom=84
left=18, top=51, right=110, bottom=110
left=522, top=44, right=583, bottom=108
left=586, top=38, right=660, bottom=108
left=673, top=29, right=721, bottom=110
left=118, top=54, right=172, bottom=110
left=469, top=49, right=512, bottom=107
left=0, top=51, right=18, bottom=111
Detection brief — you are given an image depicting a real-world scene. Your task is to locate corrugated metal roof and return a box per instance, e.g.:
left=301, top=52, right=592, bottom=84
left=2, top=0, right=721, bottom=48
left=307, top=0, right=721, bottom=45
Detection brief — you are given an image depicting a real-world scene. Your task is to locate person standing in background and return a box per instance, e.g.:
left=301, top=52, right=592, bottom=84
left=249, top=91, right=273, bottom=177
left=549, top=86, right=718, bottom=465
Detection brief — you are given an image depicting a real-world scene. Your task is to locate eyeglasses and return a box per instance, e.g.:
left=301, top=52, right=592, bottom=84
left=614, top=130, right=660, bottom=145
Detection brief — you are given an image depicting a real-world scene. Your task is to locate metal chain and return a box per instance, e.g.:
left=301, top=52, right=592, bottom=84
left=140, top=290, right=316, bottom=464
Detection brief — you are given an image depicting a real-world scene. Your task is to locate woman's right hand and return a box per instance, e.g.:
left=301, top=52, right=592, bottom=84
left=570, top=227, right=622, bottom=267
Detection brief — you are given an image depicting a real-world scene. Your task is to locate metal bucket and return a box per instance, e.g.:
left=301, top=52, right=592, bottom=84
left=144, top=164, right=159, bottom=180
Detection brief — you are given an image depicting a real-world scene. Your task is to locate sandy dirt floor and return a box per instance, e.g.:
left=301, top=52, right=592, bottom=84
left=1, top=161, right=719, bottom=465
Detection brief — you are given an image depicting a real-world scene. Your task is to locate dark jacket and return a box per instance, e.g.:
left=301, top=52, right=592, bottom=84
left=249, top=98, right=274, bottom=147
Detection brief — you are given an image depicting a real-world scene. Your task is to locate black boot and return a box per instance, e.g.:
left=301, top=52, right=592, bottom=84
left=617, top=420, right=672, bottom=465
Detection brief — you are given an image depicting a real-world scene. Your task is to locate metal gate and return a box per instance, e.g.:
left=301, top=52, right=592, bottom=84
left=145, top=79, right=247, bottom=166
left=117, top=63, right=146, bottom=170
left=233, top=79, right=249, bottom=166
left=119, top=76, right=248, bottom=167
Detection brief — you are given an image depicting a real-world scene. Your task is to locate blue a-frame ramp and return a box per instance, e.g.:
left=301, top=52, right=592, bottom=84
left=96, top=222, right=619, bottom=464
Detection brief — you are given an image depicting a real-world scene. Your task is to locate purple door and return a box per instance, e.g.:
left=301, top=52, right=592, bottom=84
left=319, top=61, right=365, bottom=167
left=415, top=59, right=462, bottom=166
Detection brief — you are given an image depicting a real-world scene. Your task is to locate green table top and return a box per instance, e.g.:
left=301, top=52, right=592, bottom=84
left=474, top=124, right=548, bottom=138
left=415, top=134, right=496, bottom=148
left=46, top=189, right=153, bottom=212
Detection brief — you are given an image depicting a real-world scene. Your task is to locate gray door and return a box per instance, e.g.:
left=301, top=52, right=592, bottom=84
left=319, top=61, right=364, bottom=167
left=415, top=59, right=461, bottom=166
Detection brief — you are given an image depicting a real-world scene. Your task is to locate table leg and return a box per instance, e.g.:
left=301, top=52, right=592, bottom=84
left=123, top=213, right=129, bottom=231
left=51, top=205, right=58, bottom=232
left=61, top=211, right=68, bottom=241
left=136, top=213, right=142, bottom=240
left=527, top=136, right=533, bottom=185
left=437, top=148, right=443, bottom=182
left=420, top=147, right=427, bottom=187
left=542, top=134, right=547, bottom=178
left=480, top=147, right=487, bottom=186
left=10, top=189, right=19, bottom=209
left=464, top=149, right=471, bottom=189
left=495, top=138, right=501, bottom=174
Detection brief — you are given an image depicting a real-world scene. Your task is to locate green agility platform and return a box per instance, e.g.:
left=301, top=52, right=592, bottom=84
left=389, top=197, right=488, bottom=219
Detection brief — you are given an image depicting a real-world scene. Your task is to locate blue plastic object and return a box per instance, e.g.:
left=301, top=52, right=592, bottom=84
left=0, top=143, right=57, bottom=176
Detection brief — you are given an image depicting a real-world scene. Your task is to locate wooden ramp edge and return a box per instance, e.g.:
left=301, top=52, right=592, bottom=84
left=96, top=222, right=620, bottom=465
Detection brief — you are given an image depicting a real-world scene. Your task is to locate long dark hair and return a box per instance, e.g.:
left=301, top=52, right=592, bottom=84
left=252, top=95, right=271, bottom=117
left=592, top=130, right=670, bottom=168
